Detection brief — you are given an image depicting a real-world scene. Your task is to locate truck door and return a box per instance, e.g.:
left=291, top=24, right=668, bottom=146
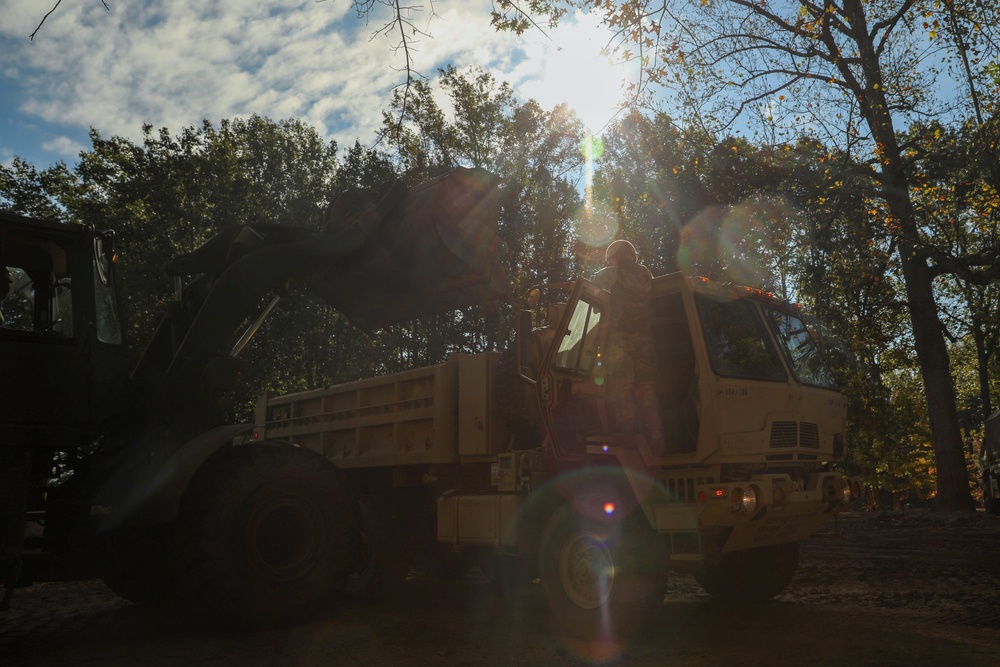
left=537, top=281, right=611, bottom=459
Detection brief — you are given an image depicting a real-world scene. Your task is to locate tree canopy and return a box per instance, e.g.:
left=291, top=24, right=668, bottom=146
left=486, top=0, right=1000, bottom=511
left=5, top=29, right=1000, bottom=508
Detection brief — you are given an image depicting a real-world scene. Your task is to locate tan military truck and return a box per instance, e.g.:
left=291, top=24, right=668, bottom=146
left=256, top=271, right=857, bottom=632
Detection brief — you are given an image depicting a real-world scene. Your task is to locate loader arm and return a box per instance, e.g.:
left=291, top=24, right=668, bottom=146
left=131, top=168, right=506, bottom=432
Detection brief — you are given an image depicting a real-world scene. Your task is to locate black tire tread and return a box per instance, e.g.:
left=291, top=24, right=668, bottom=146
left=173, top=444, right=356, bottom=626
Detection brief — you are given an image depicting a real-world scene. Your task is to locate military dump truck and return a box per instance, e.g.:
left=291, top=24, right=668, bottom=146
left=257, top=270, right=859, bottom=632
left=0, top=168, right=505, bottom=624
left=982, top=411, right=1000, bottom=515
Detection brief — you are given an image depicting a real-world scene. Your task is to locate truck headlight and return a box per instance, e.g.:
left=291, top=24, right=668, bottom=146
left=730, top=485, right=759, bottom=513
left=730, top=487, right=743, bottom=512
left=742, top=485, right=759, bottom=513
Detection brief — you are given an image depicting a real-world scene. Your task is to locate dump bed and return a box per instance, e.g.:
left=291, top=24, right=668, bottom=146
left=255, top=353, right=509, bottom=468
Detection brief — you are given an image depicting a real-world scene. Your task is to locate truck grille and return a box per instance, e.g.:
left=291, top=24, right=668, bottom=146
left=769, top=421, right=820, bottom=449
left=800, top=422, right=819, bottom=448
left=769, top=421, right=798, bottom=448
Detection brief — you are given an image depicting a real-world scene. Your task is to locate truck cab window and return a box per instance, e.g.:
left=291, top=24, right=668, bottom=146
left=695, top=293, right=786, bottom=381
left=553, top=297, right=602, bottom=376
left=1, top=265, right=31, bottom=329
left=1, top=239, right=74, bottom=337
left=763, top=307, right=838, bottom=389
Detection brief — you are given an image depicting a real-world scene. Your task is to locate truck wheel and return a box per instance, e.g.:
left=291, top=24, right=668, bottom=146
left=696, top=541, right=800, bottom=602
left=174, top=444, right=356, bottom=626
left=344, top=495, right=416, bottom=600
left=99, top=524, right=176, bottom=608
left=538, top=505, right=665, bottom=638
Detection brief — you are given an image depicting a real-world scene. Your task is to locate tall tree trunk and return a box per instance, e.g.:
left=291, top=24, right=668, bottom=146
left=844, top=0, right=976, bottom=511
left=974, top=326, right=992, bottom=423
left=895, top=238, right=976, bottom=511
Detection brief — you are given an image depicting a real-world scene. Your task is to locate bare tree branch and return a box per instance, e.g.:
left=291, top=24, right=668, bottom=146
left=31, top=0, right=109, bottom=40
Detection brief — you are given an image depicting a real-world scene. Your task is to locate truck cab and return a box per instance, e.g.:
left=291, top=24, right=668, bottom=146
left=0, top=212, right=129, bottom=446
left=524, top=272, right=852, bottom=559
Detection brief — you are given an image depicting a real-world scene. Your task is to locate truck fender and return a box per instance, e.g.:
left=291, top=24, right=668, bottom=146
left=136, top=424, right=257, bottom=524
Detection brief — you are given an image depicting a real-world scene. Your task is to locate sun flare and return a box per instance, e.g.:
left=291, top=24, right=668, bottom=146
left=517, top=14, right=637, bottom=134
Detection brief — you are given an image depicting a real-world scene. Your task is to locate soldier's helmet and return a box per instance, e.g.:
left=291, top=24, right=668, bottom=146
left=605, top=239, right=637, bottom=266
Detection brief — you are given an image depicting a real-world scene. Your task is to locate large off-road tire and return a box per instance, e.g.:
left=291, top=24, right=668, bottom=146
left=99, top=523, right=176, bottom=608
left=344, top=495, right=418, bottom=601
left=173, top=444, right=357, bottom=626
left=696, top=541, right=800, bottom=602
left=538, top=504, right=666, bottom=638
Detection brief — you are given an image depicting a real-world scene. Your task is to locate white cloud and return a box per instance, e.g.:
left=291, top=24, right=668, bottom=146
left=41, top=135, right=86, bottom=158
left=0, top=0, right=635, bottom=159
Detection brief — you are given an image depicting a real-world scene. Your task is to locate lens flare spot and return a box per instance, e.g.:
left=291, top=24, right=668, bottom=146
left=603, top=502, right=616, bottom=516
left=580, top=134, right=605, bottom=161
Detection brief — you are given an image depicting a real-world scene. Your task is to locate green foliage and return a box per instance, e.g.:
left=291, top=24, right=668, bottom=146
left=0, top=158, right=82, bottom=221
left=0, top=70, right=585, bottom=419
left=590, top=112, right=802, bottom=289
left=527, top=0, right=992, bottom=509
left=377, top=65, right=585, bottom=355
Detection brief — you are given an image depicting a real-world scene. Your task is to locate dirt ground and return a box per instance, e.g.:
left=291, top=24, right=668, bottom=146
left=3, top=509, right=999, bottom=667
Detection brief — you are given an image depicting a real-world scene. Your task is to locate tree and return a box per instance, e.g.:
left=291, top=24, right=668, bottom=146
left=71, top=116, right=340, bottom=351
left=0, top=158, right=82, bottom=221
left=1, top=116, right=353, bottom=412
left=905, top=120, right=1000, bottom=432
left=378, top=65, right=585, bottom=354
left=591, top=111, right=806, bottom=288
left=500, top=0, right=1000, bottom=511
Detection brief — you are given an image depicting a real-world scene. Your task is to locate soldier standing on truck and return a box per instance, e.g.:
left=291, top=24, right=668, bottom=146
left=593, top=240, right=663, bottom=450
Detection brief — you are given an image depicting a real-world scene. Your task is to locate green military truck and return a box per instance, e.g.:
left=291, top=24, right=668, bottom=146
left=257, top=271, right=858, bottom=632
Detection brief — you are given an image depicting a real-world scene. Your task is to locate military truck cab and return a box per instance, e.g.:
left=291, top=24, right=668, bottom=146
left=520, top=273, right=854, bottom=589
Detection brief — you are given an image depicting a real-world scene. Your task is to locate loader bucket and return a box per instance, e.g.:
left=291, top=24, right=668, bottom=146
left=310, top=167, right=509, bottom=329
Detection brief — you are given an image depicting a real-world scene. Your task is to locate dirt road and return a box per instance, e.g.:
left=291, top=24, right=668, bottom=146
left=3, top=510, right=998, bottom=666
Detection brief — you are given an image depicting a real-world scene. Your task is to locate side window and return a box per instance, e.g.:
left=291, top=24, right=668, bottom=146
left=1, top=238, right=73, bottom=337
left=763, top=308, right=838, bottom=389
left=553, top=297, right=603, bottom=376
left=695, top=294, right=786, bottom=381
left=1, top=265, right=33, bottom=330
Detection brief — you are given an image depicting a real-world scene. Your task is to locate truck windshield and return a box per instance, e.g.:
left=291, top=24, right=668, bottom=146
left=695, top=294, right=786, bottom=381
left=762, top=307, right=839, bottom=389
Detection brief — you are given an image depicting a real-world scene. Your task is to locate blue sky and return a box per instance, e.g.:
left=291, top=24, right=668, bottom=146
left=0, top=0, right=638, bottom=171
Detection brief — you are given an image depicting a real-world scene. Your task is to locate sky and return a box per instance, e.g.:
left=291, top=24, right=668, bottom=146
left=0, top=0, right=639, bottom=171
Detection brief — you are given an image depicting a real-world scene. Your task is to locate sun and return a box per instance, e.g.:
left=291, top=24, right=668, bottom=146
left=516, top=13, right=637, bottom=134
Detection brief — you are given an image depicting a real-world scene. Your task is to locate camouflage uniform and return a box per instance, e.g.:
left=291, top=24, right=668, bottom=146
left=593, top=243, right=662, bottom=447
